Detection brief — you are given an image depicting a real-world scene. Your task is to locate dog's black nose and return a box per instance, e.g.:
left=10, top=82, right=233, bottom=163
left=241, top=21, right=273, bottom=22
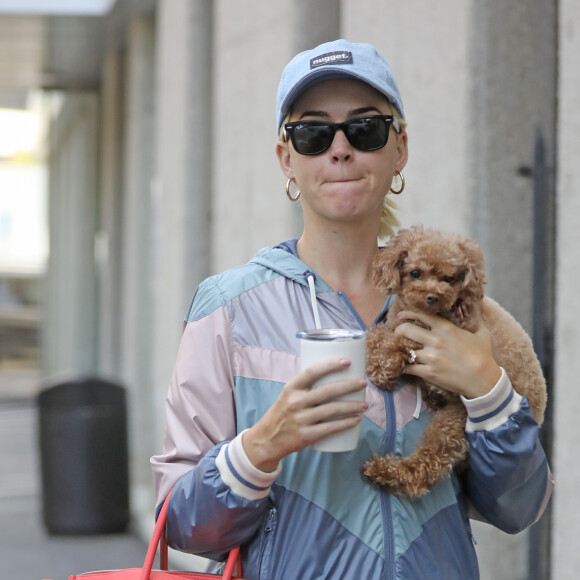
left=426, top=294, right=439, bottom=304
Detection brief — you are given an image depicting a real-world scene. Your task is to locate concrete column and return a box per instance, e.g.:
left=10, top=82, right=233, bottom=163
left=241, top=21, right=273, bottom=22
left=293, top=0, right=340, bottom=52
left=97, top=48, right=125, bottom=379
left=287, top=0, right=341, bottom=235
left=44, top=95, right=99, bottom=378
left=467, top=3, right=557, bottom=580
left=343, top=0, right=473, bottom=237
left=150, top=0, right=213, bottom=451
left=120, top=14, right=156, bottom=511
left=469, top=1, right=557, bottom=329
left=146, top=7, right=215, bottom=568
left=212, top=0, right=296, bottom=273
left=552, top=1, right=580, bottom=577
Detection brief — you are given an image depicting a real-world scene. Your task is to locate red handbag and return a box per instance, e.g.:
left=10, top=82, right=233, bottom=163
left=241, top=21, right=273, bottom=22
left=44, top=491, right=246, bottom=580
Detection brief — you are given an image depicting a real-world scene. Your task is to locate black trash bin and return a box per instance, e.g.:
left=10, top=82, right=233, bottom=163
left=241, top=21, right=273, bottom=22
left=37, top=377, right=129, bottom=534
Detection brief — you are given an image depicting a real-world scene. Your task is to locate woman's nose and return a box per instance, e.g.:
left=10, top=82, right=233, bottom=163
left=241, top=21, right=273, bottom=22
left=329, top=129, right=353, bottom=161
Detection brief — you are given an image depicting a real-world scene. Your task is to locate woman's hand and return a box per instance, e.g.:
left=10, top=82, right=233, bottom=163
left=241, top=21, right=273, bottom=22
left=243, top=358, right=368, bottom=472
left=395, top=305, right=501, bottom=400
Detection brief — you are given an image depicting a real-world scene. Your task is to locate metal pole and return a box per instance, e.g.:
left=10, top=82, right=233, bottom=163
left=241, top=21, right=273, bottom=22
left=528, top=129, right=555, bottom=580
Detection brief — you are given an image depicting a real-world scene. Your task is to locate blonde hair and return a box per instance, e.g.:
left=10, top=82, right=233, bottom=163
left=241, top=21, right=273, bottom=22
left=279, top=105, right=408, bottom=243
left=378, top=108, right=407, bottom=241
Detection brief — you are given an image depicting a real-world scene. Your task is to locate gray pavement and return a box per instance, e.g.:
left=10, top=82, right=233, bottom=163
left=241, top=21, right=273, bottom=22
left=0, top=377, right=149, bottom=580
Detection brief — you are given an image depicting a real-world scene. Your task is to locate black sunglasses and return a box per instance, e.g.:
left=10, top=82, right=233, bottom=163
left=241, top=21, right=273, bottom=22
left=284, top=115, right=400, bottom=156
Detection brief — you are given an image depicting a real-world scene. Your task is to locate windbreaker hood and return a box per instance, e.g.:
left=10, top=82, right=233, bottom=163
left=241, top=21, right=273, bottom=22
left=250, top=244, right=334, bottom=293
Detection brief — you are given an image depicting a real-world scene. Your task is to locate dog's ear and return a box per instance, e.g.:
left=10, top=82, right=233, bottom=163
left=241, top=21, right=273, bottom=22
left=373, top=228, right=414, bottom=292
left=458, top=237, right=486, bottom=302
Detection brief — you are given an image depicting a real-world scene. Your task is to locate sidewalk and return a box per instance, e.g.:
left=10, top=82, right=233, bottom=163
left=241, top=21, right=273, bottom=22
left=0, top=376, right=148, bottom=580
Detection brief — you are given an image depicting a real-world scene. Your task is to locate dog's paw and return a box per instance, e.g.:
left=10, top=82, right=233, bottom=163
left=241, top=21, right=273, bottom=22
left=367, top=364, right=402, bottom=390
left=366, top=326, right=417, bottom=390
left=366, top=346, right=408, bottom=391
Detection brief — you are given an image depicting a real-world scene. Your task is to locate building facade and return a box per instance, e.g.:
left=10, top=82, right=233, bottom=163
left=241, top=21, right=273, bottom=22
left=26, top=0, right=580, bottom=577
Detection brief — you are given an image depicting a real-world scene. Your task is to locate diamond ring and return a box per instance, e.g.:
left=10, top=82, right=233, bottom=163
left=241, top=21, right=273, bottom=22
left=408, top=349, right=417, bottom=364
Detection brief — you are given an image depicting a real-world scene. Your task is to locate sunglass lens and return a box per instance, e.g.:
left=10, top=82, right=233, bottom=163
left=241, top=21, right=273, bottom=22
left=292, top=124, right=334, bottom=155
left=346, top=117, right=389, bottom=151
left=288, top=116, right=392, bottom=155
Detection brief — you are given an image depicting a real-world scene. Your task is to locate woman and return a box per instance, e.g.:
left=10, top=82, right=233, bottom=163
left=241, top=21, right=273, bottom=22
left=151, top=39, right=552, bottom=579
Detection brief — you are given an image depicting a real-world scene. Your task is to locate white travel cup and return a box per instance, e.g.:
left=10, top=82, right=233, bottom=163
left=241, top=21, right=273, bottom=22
left=296, top=329, right=366, bottom=452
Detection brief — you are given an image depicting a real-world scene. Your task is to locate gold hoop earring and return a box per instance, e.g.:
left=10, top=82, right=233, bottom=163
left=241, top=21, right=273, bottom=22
left=389, top=170, right=406, bottom=194
left=286, top=178, right=301, bottom=202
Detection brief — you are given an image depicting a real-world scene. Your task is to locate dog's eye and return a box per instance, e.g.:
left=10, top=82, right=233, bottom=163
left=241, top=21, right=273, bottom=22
left=409, top=270, right=421, bottom=279
left=443, top=275, right=455, bottom=284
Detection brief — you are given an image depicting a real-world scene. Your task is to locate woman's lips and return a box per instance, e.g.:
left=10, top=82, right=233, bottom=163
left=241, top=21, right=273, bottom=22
left=325, top=176, right=364, bottom=183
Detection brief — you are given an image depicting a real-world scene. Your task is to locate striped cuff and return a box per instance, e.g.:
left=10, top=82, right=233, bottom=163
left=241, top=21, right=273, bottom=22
left=461, top=367, right=522, bottom=432
left=215, top=429, right=282, bottom=500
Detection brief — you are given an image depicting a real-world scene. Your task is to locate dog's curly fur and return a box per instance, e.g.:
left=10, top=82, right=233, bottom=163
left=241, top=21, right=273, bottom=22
left=362, top=225, right=547, bottom=499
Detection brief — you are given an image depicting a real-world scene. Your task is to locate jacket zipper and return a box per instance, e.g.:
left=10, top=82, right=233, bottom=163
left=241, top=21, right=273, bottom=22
left=382, top=389, right=396, bottom=580
left=337, top=290, right=366, bottom=329
left=265, top=507, right=276, bottom=532
left=258, top=507, right=277, bottom=579
left=338, top=288, right=396, bottom=578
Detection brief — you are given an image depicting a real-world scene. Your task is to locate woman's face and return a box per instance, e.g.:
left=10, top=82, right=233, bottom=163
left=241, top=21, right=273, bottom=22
left=276, top=78, right=408, bottom=233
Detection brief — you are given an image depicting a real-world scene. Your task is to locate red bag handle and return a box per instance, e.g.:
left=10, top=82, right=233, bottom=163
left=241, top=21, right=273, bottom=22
left=140, top=490, right=242, bottom=580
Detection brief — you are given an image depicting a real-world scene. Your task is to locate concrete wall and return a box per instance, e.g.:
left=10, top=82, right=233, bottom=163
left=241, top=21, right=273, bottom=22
left=344, top=0, right=473, bottom=237
left=469, top=0, right=558, bottom=331
left=212, top=0, right=298, bottom=274
left=552, top=0, right=580, bottom=577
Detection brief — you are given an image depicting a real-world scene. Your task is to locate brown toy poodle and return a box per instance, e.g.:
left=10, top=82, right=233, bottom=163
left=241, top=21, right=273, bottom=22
left=363, top=225, right=547, bottom=499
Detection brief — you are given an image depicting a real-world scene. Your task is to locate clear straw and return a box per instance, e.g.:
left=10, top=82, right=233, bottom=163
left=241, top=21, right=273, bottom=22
left=307, top=274, right=322, bottom=329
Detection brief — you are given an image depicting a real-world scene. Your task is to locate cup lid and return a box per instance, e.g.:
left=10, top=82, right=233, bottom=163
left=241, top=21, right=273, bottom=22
left=296, top=329, right=366, bottom=340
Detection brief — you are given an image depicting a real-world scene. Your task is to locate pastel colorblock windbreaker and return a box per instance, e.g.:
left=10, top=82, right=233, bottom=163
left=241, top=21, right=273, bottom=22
left=151, top=240, right=553, bottom=580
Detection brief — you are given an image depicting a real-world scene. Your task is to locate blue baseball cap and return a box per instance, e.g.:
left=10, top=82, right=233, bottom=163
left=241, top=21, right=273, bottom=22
left=276, top=39, right=405, bottom=133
